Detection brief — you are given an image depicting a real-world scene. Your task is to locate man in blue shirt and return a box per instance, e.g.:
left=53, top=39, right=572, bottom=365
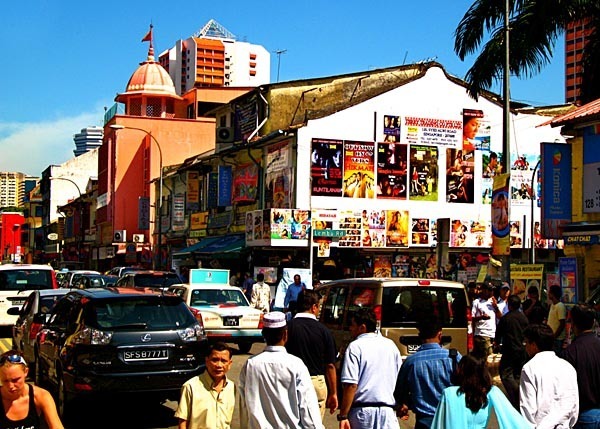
left=394, top=317, right=460, bottom=429
left=284, top=274, right=306, bottom=318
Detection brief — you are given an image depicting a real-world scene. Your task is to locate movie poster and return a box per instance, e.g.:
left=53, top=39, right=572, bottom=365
left=385, top=210, right=409, bottom=247
left=491, top=174, right=511, bottom=255
left=311, top=138, right=343, bottom=196
left=409, top=145, right=439, bottom=201
left=376, top=142, right=407, bottom=199
left=446, top=148, right=475, bottom=204
left=361, top=209, right=387, bottom=247
left=383, top=115, right=401, bottom=142
left=342, top=141, right=375, bottom=198
left=411, top=218, right=431, bottom=246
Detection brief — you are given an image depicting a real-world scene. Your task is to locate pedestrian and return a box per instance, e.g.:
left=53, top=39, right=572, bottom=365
left=493, top=294, right=529, bottom=409
left=286, top=289, right=338, bottom=419
left=496, top=283, right=511, bottom=317
left=522, top=284, right=548, bottom=324
left=175, top=342, right=235, bottom=429
left=520, top=323, right=579, bottom=428
left=471, top=282, right=498, bottom=359
left=394, top=317, right=460, bottom=429
left=283, top=274, right=306, bottom=318
left=241, top=272, right=254, bottom=302
left=237, top=311, right=323, bottom=429
left=547, top=284, right=568, bottom=354
left=338, top=307, right=402, bottom=429
left=560, top=304, right=600, bottom=428
left=0, top=351, right=64, bottom=429
left=431, top=354, right=530, bottom=428
left=250, top=273, right=271, bottom=313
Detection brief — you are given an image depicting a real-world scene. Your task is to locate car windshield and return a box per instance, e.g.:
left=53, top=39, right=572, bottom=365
left=89, top=297, right=195, bottom=330
left=0, top=269, right=53, bottom=291
left=190, top=289, right=248, bottom=307
left=381, top=287, right=467, bottom=327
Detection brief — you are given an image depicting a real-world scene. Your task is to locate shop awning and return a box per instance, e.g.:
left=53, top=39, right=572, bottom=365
left=195, top=234, right=246, bottom=255
left=172, top=236, right=223, bottom=257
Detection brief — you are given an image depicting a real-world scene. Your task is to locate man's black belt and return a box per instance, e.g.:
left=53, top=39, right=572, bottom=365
left=351, top=402, right=395, bottom=409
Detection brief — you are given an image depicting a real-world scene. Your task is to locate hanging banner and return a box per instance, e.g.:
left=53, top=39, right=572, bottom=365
left=541, top=143, right=572, bottom=238
left=218, top=165, right=233, bottom=206
left=266, top=168, right=292, bottom=208
left=232, top=163, right=258, bottom=203
left=491, top=173, right=511, bottom=255
left=186, top=171, right=200, bottom=211
left=138, top=196, right=150, bottom=230
left=559, top=257, right=578, bottom=304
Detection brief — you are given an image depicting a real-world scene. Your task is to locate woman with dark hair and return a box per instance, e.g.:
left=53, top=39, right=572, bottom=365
left=431, top=354, right=530, bottom=428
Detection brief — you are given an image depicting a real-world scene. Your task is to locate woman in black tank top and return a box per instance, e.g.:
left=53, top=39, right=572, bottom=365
left=0, top=351, right=64, bottom=429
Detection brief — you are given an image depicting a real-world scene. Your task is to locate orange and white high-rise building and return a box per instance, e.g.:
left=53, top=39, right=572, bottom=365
left=565, top=19, right=594, bottom=104
left=159, top=19, right=270, bottom=95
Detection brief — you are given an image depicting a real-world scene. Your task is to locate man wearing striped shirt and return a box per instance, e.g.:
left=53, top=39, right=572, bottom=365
left=394, top=318, right=460, bottom=429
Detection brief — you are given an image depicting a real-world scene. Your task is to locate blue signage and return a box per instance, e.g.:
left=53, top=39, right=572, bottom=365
left=541, top=143, right=572, bottom=239
left=218, top=165, right=232, bottom=207
left=190, top=268, right=230, bottom=285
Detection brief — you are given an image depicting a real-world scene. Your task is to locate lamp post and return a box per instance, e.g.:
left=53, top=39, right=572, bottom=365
left=50, top=176, right=84, bottom=266
left=530, top=159, right=541, bottom=264
left=110, top=124, right=164, bottom=270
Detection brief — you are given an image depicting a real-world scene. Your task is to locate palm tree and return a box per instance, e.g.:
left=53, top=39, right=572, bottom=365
left=454, top=0, right=600, bottom=104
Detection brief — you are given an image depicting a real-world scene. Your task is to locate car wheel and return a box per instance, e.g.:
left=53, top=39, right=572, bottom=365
left=34, top=355, right=44, bottom=387
left=237, top=342, right=252, bottom=354
left=57, top=373, right=72, bottom=420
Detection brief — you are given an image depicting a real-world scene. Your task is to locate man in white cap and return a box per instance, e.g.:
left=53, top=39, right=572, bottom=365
left=237, top=311, right=323, bottom=429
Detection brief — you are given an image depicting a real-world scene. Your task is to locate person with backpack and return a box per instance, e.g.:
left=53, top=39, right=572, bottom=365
left=394, top=317, right=460, bottom=429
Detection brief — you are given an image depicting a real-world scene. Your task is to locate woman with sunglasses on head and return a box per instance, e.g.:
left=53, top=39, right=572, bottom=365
left=0, top=351, right=64, bottom=429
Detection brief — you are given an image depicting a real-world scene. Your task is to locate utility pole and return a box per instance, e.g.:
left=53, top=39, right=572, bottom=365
left=274, top=49, right=287, bottom=83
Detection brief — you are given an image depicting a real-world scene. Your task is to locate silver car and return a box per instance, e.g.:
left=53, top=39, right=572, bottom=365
left=8, top=289, right=70, bottom=373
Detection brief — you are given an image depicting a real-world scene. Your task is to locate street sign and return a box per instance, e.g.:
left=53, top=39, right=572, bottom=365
left=313, top=229, right=346, bottom=238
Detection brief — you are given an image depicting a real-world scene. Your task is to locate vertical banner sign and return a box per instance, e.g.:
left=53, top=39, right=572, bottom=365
left=311, top=138, right=343, bottom=196
left=342, top=140, right=375, bottom=198
left=217, top=165, right=232, bottom=207
left=172, top=194, right=185, bottom=231
left=491, top=173, right=511, bottom=255
left=186, top=171, right=200, bottom=212
left=232, top=163, right=258, bottom=203
left=559, top=257, right=578, bottom=304
left=541, top=143, right=572, bottom=238
left=138, top=196, right=150, bottom=230
left=207, top=172, right=218, bottom=209
left=583, top=131, right=600, bottom=213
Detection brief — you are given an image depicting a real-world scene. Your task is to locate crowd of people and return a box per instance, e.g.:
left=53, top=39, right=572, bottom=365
left=172, top=277, right=599, bottom=429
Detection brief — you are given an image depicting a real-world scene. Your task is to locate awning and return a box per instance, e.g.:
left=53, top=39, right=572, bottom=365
left=172, top=234, right=246, bottom=257
left=195, top=234, right=246, bottom=255
left=172, top=236, right=223, bottom=257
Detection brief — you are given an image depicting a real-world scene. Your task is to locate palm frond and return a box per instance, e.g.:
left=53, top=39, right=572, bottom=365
left=454, top=0, right=506, bottom=60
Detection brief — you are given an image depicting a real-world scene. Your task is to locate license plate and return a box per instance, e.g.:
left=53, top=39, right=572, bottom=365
left=407, top=344, right=420, bottom=354
left=223, top=316, right=239, bottom=327
left=123, top=349, right=169, bottom=362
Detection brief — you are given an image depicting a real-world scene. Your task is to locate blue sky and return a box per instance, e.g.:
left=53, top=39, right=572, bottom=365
left=0, top=0, right=565, bottom=176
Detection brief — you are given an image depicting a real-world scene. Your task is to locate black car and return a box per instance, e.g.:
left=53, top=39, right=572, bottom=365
left=35, top=287, right=208, bottom=420
left=114, top=270, right=182, bottom=290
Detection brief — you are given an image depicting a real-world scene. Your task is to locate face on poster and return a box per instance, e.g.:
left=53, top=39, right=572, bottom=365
left=311, top=139, right=343, bottom=196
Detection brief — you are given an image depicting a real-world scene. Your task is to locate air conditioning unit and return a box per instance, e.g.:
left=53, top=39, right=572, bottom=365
left=133, top=234, right=145, bottom=243
left=113, top=230, right=127, bottom=243
left=216, top=127, right=234, bottom=144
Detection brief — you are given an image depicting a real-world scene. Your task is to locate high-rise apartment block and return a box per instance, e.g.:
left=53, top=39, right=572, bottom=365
left=159, top=19, right=270, bottom=95
left=0, top=172, right=30, bottom=208
left=565, top=19, right=594, bottom=104
left=73, top=126, right=103, bottom=157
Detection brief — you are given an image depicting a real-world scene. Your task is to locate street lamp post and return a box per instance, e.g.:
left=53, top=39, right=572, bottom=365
left=50, top=176, right=84, bottom=266
left=110, top=125, right=163, bottom=270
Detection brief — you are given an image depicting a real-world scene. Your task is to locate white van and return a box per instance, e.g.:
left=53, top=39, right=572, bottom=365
left=0, top=264, right=58, bottom=328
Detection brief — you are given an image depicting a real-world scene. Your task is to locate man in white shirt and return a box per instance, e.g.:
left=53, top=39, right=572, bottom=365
left=471, top=282, right=498, bottom=359
left=250, top=273, right=271, bottom=313
left=520, top=323, right=578, bottom=429
left=237, top=311, right=323, bottom=429
left=547, top=285, right=567, bottom=354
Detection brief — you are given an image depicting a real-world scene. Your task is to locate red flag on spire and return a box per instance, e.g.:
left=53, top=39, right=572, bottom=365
left=141, top=25, right=153, bottom=42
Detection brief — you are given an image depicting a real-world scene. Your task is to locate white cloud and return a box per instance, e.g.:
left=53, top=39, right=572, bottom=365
left=0, top=111, right=104, bottom=177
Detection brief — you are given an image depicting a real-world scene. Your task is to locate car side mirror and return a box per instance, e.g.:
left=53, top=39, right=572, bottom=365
left=7, top=306, right=21, bottom=316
